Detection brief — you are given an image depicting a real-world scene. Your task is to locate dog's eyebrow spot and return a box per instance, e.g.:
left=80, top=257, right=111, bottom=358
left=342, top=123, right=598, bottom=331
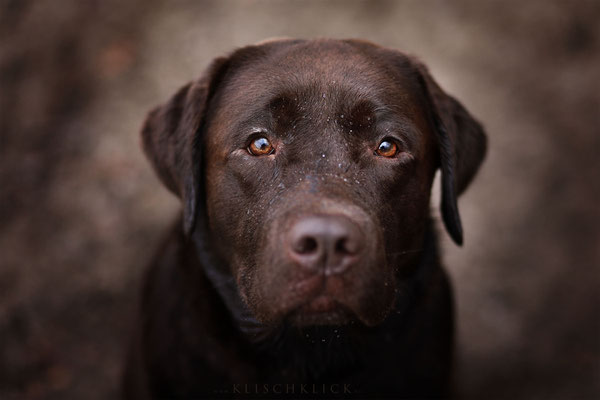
left=268, top=93, right=300, bottom=132
left=368, top=114, right=420, bottom=152
left=338, top=100, right=377, bottom=132
left=333, top=99, right=419, bottom=149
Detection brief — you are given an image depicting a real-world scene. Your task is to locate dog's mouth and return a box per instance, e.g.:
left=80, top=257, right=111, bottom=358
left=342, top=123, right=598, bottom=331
left=287, top=295, right=356, bottom=326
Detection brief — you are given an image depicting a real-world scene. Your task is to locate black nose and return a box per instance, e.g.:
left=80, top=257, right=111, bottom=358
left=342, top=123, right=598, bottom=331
left=288, top=215, right=364, bottom=275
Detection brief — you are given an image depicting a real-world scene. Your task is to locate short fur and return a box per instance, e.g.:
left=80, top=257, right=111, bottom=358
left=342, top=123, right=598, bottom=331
left=124, top=38, right=486, bottom=399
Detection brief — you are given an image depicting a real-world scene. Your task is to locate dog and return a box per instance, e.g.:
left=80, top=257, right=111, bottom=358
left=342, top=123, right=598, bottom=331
left=123, top=38, right=486, bottom=398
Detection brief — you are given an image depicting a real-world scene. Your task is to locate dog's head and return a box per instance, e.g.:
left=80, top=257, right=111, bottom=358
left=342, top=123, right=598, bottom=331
left=141, top=39, right=486, bottom=328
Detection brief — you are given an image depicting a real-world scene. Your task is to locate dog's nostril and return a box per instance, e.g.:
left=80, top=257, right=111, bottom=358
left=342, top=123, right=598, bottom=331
left=288, top=215, right=364, bottom=274
left=335, top=238, right=351, bottom=255
left=295, top=236, right=318, bottom=254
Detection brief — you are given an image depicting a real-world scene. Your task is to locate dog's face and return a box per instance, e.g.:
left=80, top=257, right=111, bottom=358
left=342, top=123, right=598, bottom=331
left=141, top=39, right=486, bottom=328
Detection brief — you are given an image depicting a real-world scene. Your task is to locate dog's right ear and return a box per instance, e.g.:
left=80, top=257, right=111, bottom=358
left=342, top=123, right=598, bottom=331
left=141, top=56, right=230, bottom=236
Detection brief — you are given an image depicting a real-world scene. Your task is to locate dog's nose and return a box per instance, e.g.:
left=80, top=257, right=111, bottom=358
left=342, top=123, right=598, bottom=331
left=288, top=215, right=363, bottom=275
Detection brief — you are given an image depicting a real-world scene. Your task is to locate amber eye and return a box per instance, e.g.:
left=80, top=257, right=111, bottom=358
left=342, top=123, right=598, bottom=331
left=376, top=139, right=399, bottom=158
left=248, top=137, right=274, bottom=156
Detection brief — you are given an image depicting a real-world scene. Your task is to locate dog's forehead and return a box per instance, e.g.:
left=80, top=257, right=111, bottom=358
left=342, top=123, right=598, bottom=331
left=208, top=40, right=426, bottom=145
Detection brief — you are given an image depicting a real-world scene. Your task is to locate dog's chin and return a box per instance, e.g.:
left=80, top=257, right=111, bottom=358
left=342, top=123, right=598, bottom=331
left=285, top=295, right=357, bottom=327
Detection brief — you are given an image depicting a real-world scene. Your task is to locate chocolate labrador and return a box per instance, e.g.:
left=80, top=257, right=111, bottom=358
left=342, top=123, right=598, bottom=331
left=123, top=38, right=486, bottom=398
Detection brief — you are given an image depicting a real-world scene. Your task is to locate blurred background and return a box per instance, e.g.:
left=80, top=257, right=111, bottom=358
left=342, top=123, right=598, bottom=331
left=1, top=0, right=599, bottom=398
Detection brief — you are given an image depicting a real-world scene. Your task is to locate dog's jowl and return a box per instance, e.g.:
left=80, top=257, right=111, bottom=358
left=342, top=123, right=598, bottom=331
left=123, top=39, right=486, bottom=398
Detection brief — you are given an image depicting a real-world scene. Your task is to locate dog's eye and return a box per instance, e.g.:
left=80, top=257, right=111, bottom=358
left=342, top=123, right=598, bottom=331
left=375, top=139, right=399, bottom=158
left=248, top=137, right=274, bottom=156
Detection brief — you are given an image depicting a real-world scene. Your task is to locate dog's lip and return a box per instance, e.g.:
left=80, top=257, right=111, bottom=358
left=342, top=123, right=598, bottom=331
left=289, top=275, right=351, bottom=313
left=290, top=274, right=325, bottom=301
left=303, top=294, right=338, bottom=313
left=286, top=276, right=358, bottom=324
left=288, top=296, right=355, bottom=326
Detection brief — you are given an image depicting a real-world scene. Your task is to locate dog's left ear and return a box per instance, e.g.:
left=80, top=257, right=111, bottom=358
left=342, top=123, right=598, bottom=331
left=412, top=60, right=487, bottom=245
left=141, top=56, right=231, bottom=236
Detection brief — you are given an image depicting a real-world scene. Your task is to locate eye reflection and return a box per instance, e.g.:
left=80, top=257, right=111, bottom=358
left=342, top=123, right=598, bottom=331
left=376, top=139, right=399, bottom=158
left=248, top=137, right=274, bottom=156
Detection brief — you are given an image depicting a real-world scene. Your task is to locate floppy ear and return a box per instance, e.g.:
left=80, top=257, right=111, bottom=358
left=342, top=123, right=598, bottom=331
left=141, top=56, right=230, bottom=236
left=413, top=60, right=487, bottom=245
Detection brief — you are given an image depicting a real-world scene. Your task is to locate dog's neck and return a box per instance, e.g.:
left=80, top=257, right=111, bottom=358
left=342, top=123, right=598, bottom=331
left=191, top=222, right=440, bottom=344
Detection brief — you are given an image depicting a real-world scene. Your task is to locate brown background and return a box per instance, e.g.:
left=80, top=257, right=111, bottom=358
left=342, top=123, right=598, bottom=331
left=1, top=1, right=599, bottom=398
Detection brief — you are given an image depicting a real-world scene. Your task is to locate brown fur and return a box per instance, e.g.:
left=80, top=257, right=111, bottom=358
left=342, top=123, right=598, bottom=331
left=124, top=38, right=486, bottom=398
